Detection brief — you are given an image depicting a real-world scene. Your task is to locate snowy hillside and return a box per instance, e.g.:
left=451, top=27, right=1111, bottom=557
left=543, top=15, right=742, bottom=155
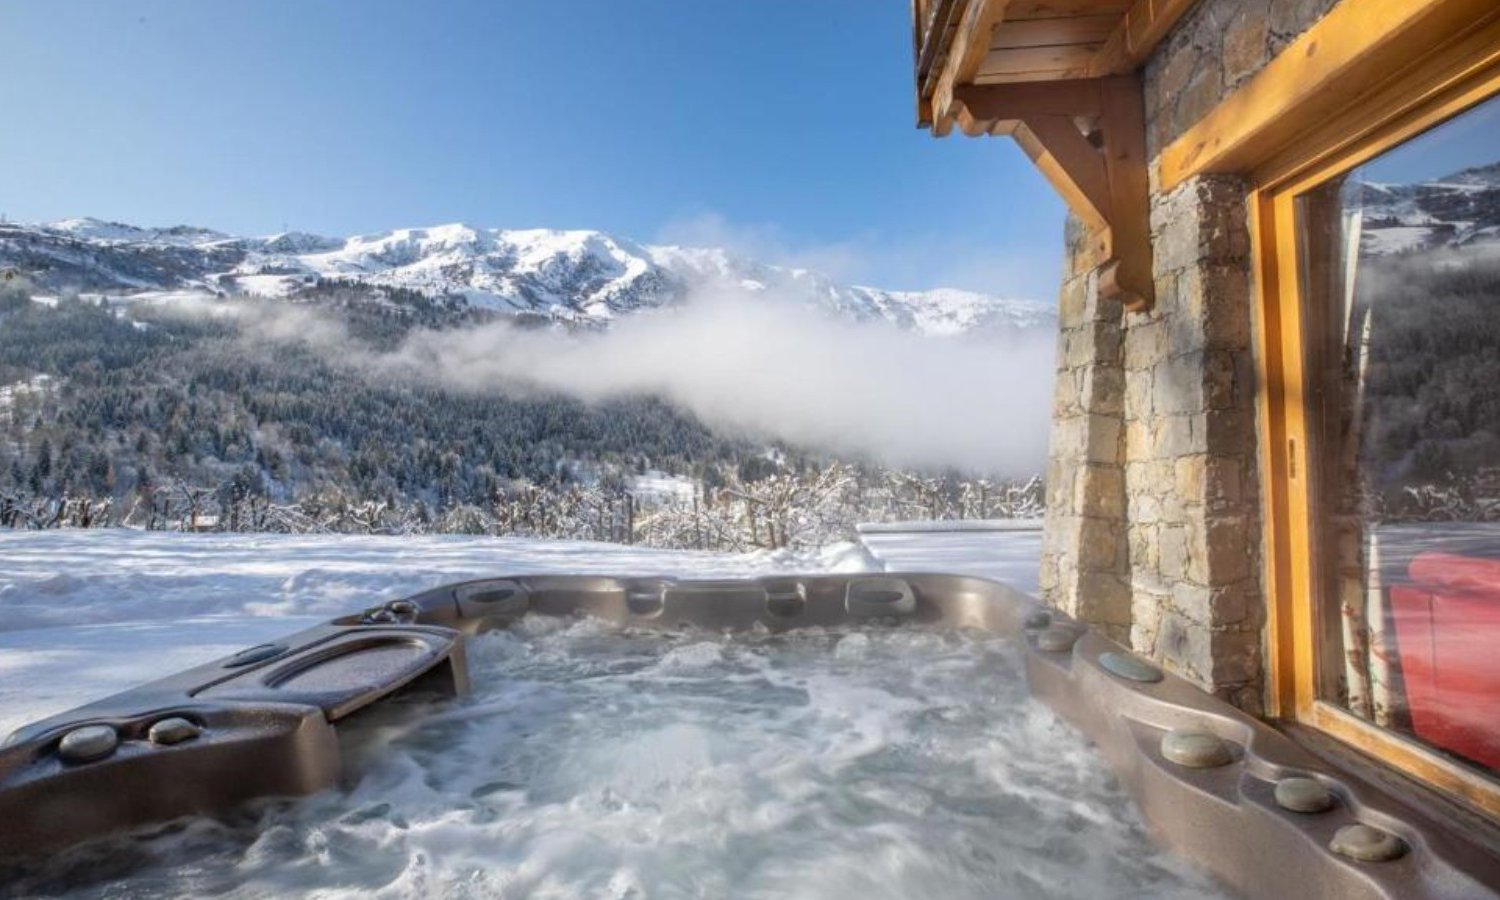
left=1358, top=161, right=1500, bottom=255
left=0, top=217, right=1053, bottom=335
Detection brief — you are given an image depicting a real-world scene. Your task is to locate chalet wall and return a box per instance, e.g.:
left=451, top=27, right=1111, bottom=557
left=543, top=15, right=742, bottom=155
left=1144, top=0, right=1342, bottom=157
left=1040, top=219, right=1130, bottom=643
left=1042, top=0, right=1342, bottom=712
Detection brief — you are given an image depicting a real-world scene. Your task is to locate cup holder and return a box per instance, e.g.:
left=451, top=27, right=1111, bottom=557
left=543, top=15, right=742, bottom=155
left=765, top=581, right=807, bottom=618
left=844, top=578, right=916, bottom=617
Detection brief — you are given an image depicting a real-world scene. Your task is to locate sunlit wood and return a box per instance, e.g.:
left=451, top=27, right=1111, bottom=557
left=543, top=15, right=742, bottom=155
left=1255, top=32, right=1500, bottom=813
left=1161, top=0, right=1500, bottom=190
left=1088, top=0, right=1198, bottom=77
left=932, top=0, right=1016, bottom=135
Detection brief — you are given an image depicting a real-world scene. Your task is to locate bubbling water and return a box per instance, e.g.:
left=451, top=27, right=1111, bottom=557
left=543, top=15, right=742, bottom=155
left=5, top=619, right=1229, bottom=899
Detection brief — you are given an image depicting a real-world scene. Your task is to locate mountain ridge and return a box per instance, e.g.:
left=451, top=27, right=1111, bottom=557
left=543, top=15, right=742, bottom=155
left=0, top=217, right=1054, bottom=336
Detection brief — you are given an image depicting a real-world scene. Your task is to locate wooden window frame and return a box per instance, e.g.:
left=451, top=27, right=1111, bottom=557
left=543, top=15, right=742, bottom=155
left=1251, top=17, right=1500, bottom=818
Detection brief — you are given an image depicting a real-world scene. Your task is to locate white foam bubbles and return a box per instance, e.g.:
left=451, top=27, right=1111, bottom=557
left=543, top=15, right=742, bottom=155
left=2, top=619, right=1228, bottom=899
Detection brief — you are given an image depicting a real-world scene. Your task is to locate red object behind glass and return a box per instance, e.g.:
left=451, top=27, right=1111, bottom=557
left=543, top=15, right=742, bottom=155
left=1389, top=551, right=1500, bottom=771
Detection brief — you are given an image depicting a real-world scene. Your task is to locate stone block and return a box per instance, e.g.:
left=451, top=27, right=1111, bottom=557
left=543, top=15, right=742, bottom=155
left=1058, top=273, right=1088, bottom=324
left=1132, top=535, right=1168, bottom=595
left=1053, top=368, right=1082, bottom=416
left=1174, top=69, right=1224, bottom=142
left=1124, top=372, right=1153, bottom=422
left=1155, top=42, right=1201, bottom=102
left=1085, top=413, right=1123, bottom=465
left=1081, top=365, right=1124, bottom=408
left=1205, top=455, right=1245, bottom=509
left=1155, top=353, right=1206, bottom=415
left=1075, top=464, right=1125, bottom=520
left=1156, top=612, right=1212, bottom=682
left=1045, top=459, right=1075, bottom=512
left=1174, top=454, right=1206, bottom=505
left=1049, top=415, right=1086, bottom=459
left=1077, top=571, right=1133, bottom=626
left=1131, top=589, right=1169, bottom=649
left=1197, top=407, right=1256, bottom=456
left=1205, top=514, right=1253, bottom=583
left=1078, top=516, right=1123, bottom=571
left=1182, top=264, right=1252, bottom=349
left=1269, top=0, right=1341, bottom=49
left=1171, top=581, right=1215, bottom=624
left=1127, top=491, right=1163, bottom=527
left=1210, top=629, right=1263, bottom=684
left=1159, top=524, right=1190, bottom=581
left=1062, top=330, right=1095, bottom=368
left=1124, top=319, right=1171, bottom=370
left=1039, top=552, right=1059, bottom=593
left=1152, top=413, right=1200, bottom=457
left=1205, top=350, right=1237, bottom=409
left=1223, top=1, right=1272, bottom=86
left=1094, top=320, right=1125, bottom=367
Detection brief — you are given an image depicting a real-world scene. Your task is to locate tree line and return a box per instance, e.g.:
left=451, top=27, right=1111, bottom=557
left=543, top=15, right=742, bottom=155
left=0, top=278, right=1041, bottom=549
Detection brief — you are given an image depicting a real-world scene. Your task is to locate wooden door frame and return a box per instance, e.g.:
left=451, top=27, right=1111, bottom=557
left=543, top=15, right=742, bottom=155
left=1249, top=20, right=1500, bottom=817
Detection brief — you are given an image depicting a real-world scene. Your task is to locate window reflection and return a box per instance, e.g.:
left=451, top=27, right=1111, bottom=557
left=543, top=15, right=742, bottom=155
left=1299, top=93, right=1500, bottom=773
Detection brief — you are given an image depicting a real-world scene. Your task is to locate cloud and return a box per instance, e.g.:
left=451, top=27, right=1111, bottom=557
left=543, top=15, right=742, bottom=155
left=653, top=211, right=1061, bottom=300
left=654, top=212, right=868, bottom=284
left=161, top=289, right=1055, bottom=476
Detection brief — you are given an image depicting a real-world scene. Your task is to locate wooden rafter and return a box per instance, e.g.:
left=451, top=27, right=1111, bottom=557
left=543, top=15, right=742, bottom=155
left=930, top=0, right=1014, bottom=136
left=916, top=0, right=1197, bottom=123
left=1087, top=0, right=1199, bottom=77
left=952, top=77, right=1155, bottom=310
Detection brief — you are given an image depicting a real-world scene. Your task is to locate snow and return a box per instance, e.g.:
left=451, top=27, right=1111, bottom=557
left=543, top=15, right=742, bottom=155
left=1361, top=225, right=1440, bottom=255
left=42, top=217, right=229, bottom=247
left=14, top=217, right=1056, bottom=337
left=0, top=530, right=873, bottom=736
left=227, top=273, right=302, bottom=298
left=857, top=520, right=1043, bottom=596
left=0, top=374, right=54, bottom=412
left=630, top=470, right=698, bottom=505
left=0, top=525, right=1051, bottom=739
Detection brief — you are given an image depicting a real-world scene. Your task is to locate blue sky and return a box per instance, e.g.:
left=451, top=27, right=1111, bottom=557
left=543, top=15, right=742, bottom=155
left=1361, top=91, right=1500, bottom=184
left=0, top=0, right=1068, bottom=299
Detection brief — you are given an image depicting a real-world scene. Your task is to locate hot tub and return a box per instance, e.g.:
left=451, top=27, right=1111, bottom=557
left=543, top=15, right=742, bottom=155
left=0, top=574, right=1496, bottom=898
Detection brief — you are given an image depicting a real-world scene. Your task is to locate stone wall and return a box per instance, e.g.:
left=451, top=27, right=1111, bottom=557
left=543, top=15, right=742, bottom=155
left=1040, top=0, right=1343, bottom=712
left=1145, top=0, right=1342, bottom=157
left=1124, top=175, right=1263, bottom=712
left=1040, top=218, right=1131, bottom=644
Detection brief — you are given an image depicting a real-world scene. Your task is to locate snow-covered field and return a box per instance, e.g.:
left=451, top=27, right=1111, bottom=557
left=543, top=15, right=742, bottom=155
left=0, top=531, right=872, bottom=736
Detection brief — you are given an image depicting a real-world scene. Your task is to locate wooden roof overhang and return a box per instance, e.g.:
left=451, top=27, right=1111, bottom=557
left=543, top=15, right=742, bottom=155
left=912, top=0, right=1200, bottom=311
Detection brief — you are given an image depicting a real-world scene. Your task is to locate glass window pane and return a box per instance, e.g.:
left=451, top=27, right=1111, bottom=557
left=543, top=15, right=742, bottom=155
left=1297, top=93, right=1500, bottom=776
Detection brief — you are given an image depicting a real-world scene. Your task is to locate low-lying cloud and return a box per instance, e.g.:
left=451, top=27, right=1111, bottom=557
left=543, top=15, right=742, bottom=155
left=169, top=290, right=1055, bottom=475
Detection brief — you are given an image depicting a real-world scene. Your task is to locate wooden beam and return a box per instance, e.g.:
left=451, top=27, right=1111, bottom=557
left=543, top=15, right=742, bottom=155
left=1087, top=0, right=1198, bottom=77
left=1015, top=115, right=1111, bottom=230
left=931, top=0, right=1015, bottom=135
left=978, top=44, right=1100, bottom=80
left=951, top=76, right=1154, bottom=309
left=1160, top=0, right=1500, bottom=190
left=1096, top=74, right=1153, bottom=310
left=990, top=14, right=1117, bottom=49
left=914, top=0, right=963, bottom=125
left=1005, top=0, right=1132, bottom=16
left=952, top=79, right=1104, bottom=119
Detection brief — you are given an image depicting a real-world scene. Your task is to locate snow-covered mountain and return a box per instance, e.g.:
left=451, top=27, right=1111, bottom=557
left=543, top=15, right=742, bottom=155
left=0, top=218, right=1053, bottom=335
left=1358, top=162, right=1500, bottom=256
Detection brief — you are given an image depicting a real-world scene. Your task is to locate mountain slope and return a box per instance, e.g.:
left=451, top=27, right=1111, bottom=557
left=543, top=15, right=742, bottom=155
left=0, top=218, right=1053, bottom=335
left=1359, top=162, right=1500, bottom=256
